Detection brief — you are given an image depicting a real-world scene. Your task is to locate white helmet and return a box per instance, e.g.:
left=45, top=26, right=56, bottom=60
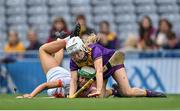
left=66, top=37, right=86, bottom=55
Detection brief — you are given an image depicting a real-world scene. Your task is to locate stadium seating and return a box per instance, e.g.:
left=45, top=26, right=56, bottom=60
left=114, top=4, right=135, bottom=14
left=6, top=6, right=26, bottom=15
left=0, top=15, right=6, bottom=32
left=0, top=6, right=5, bottom=15
left=112, top=0, right=133, bottom=5
left=47, top=0, right=68, bottom=6
left=157, top=4, right=179, bottom=14
left=49, top=6, right=69, bottom=15
left=0, top=0, right=180, bottom=45
left=115, top=14, right=136, bottom=24
left=28, top=6, right=48, bottom=15
left=6, top=0, right=26, bottom=7
left=7, top=15, right=27, bottom=25
left=94, top=14, right=114, bottom=24
left=70, top=0, right=90, bottom=6
left=71, top=6, right=91, bottom=15
left=156, top=0, right=177, bottom=4
left=134, top=0, right=155, bottom=5
left=27, top=0, right=47, bottom=6
left=91, top=0, right=111, bottom=5
left=136, top=4, right=157, bottom=14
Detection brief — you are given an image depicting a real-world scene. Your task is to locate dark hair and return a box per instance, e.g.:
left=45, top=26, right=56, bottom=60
left=53, top=17, right=68, bottom=30
left=167, top=31, right=176, bottom=40
left=156, top=19, right=172, bottom=35
left=100, top=20, right=110, bottom=27
left=99, top=20, right=110, bottom=34
left=76, top=14, right=86, bottom=21
left=50, top=17, right=68, bottom=39
left=159, top=19, right=172, bottom=29
left=139, top=16, right=153, bottom=40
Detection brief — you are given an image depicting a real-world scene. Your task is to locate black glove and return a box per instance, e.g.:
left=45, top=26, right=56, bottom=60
left=53, top=31, right=69, bottom=39
left=70, top=23, right=81, bottom=38
left=53, top=23, right=81, bottom=39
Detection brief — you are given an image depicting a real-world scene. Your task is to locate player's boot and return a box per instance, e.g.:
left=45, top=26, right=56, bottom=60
left=54, top=31, right=69, bottom=39
left=112, top=83, right=122, bottom=97
left=54, top=23, right=81, bottom=39
left=70, top=23, right=81, bottom=38
left=146, top=90, right=167, bottom=97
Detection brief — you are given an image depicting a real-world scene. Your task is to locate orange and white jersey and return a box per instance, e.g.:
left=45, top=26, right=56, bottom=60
left=46, top=66, right=70, bottom=97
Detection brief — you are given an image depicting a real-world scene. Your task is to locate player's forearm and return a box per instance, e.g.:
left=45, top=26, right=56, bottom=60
left=30, top=83, right=47, bottom=97
left=96, top=70, right=103, bottom=93
left=94, top=58, right=103, bottom=94
left=69, top=80, right=77, bottom=97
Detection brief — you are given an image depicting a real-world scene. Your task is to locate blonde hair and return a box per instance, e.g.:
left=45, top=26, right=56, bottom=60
left=125, top=35, right=138, bottom=47
left=84, top=33, right=99, bottom=46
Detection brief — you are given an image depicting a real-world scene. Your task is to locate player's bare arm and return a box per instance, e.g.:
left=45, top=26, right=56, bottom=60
left=88, top=57, right=103, bottom=97
left=17, top=80, right=61, bottom=98
left=69, top=71, right=78, bottom=97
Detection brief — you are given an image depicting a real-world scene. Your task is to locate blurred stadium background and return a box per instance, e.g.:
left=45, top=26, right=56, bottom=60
left=0, top=0, right=180, bottom=96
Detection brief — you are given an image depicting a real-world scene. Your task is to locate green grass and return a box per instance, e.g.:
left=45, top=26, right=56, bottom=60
left=0, top=94, right=180, bottom=110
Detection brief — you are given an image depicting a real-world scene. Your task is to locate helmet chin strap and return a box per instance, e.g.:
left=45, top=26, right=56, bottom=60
left=82, top=52, right=88, bottom=61
left=75, top=52, right=88, bottom=63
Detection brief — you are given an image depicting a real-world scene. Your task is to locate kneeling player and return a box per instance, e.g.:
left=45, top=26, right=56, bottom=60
left=76, top=66, right=118, bottom=98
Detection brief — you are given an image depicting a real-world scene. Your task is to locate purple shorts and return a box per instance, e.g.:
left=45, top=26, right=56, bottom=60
left=103, top=64, right=124, bottom=79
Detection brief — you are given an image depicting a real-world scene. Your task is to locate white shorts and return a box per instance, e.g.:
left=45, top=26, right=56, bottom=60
left=46, top=67, right=70, bottom=97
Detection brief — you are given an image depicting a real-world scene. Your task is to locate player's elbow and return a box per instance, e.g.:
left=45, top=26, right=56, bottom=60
left=39, top=44, right=46, bottom=53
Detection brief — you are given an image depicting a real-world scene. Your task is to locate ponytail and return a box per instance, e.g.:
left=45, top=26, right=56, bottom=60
left=84, top=33, right=99, bottom=46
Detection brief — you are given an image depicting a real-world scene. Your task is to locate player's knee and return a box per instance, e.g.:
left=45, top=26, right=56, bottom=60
left=39, top=47, right=44, bottom=55
left=39, top=44, right=47, bottom=53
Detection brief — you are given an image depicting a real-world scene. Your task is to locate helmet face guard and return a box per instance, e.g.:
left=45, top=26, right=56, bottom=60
left=66, top=37, right=86, bottom=55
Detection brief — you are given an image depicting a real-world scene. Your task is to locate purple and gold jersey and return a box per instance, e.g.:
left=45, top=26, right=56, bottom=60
left=70, top=43, right=124, bottom=79
left=78, top=83, right=96, bottom=98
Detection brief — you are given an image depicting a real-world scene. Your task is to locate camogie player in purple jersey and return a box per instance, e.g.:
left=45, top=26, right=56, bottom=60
left=66, top=34, right=166, bottom=98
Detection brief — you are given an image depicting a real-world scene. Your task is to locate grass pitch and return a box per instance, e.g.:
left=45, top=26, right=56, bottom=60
left=0, top=94, right=180, bottom=110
